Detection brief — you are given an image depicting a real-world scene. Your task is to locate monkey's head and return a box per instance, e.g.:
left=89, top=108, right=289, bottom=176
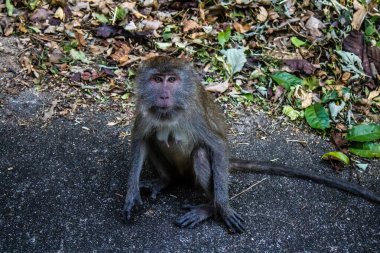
left=135, top=56, right=198, bottom=121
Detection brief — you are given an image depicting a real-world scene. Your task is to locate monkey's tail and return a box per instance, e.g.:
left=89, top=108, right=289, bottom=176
left=229, top=159, right=380, bottom=205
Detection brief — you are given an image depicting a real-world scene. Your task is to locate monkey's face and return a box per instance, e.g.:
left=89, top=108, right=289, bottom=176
left=135, top=56, right=198, bottom=122
left=150, top=74, right=178, bottom=108
left=140, top=72, right=187, bottom=121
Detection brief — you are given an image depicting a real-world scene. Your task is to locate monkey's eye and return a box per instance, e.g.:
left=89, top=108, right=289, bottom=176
left=168, top=76, right=176, bottom=82
left=153, top=76, right=163, bottom=83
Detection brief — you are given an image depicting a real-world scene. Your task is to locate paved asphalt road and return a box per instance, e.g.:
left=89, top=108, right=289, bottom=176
left=0, top=89, right=379, bottom=252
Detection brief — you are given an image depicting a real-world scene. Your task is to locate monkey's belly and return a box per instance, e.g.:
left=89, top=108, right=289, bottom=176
left=152, top=127, right=196, bottom=176
left=157, top=141, right=194, bottom=176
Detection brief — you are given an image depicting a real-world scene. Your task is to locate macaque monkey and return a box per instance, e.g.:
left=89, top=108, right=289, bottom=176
left=123, top=56, right=380, bottom=234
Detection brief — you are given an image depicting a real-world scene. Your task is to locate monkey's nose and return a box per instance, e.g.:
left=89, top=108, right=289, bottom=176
left=160, top=95, right=169, bottom=100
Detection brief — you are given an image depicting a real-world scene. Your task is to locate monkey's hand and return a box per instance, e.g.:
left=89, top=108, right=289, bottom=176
left=122, top=187, right=143, bottom=220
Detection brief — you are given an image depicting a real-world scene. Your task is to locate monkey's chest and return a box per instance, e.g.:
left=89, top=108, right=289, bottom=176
left=154, top=128, right=193, bottom=171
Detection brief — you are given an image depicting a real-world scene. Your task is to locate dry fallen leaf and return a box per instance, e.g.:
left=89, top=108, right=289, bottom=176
left=30, top=8, right=53, bottom=21
left=183, top=20, right=200, bottom=32
left=110, top=44, right=132, bottom=64
left=368, top=46, right=380, bottom=74
left=233, top=22, right=251, bottom=33
left=49, top=48, right=64, bottom=64
left=54, top=7, right=65, bottom=21
left=43, top=100, right=59, bottom=121
left=20, top=56, right=33, bottom=74
left=205, top=80, right=229, bottom=93
left=121, top=2, right=147, bottom=19
left=368, top=87, right=380, bottom=101
left=272, top=86, right=285, bottom=102
left=342, top=30, right=375, bottom=84
left=89, top=45, right=108, bottom=55
left=283, top=59, right=317, bottom=74
left=268, top=11, right=279, bottom=21
left=295, top=88, right=313, bottom=108
left=305, top=16, right=325, bottom=38
left=257, top=7, right=268, bottom=22
left=141, top=20, right=162, bottom=31
left=341, top=72, right=351, bottom=83
left=352, top=0, right=367, bottom=30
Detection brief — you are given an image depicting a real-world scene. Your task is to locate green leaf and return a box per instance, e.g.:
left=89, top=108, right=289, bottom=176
left=5, top=0, right=14, bottom=16
left=304, top=103, right=330, bottom=130
left=217, top=27, right=231, bottom=48
left=321, top=151, right=350, bottom=165
left=121, top=93, right=129, bottom=100
left=26, top=0, right=39, bottom=11
left=69, top=49, right=89, bottom=63
left=63, top=41, right=78, bottom=52
left=347, top=124, right=380, bottom=142
left=221, top=48, right=247, bottom=75
left=365, top=22, right=376, bottom=36
left=282, top=105, right=303, bottom=120
left=241, top=93, right=254, bottom=102
left=290, top=37, right=306, bottom=47
left=28, top=26, right=42, bottom=34
left=321, top=90, right=338, bottom=103
left=163, top=25, right=175, bottom=41
left=162, top=32, right=172, bottom=41
left=349, top=142, right=380, bottom=158
left=271, top=72, right=303, bottom=91
left=302, top=76, right=319, bottom=91
left=115, top=7, right=126, bottom=21
left=94, top=13, right=109, bottom=24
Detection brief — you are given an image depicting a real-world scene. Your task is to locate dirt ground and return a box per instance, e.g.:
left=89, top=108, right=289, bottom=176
left=0, top=37, right=379, bottom=252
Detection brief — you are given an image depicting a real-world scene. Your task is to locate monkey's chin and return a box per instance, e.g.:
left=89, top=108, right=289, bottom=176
left=149, top=106, right=183, bottom=121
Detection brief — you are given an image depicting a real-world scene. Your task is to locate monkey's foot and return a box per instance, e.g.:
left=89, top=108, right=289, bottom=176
left=176, top=204, right=213, bottom=229
left=140, top=179, right=168, bottom=199
left=221, top=209, right=245, bottom=234
left=122, top=187, right=143, bottom=221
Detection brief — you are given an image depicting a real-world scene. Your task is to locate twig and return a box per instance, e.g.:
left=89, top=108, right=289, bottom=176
left=230, top=178, right=268, bottom=200
left=114, top=193, right=123, bottom=198
left=286, top=139, right=312, bottom=152
left=17, top=46, right=34, bottom=57
left=286, top=139, right=307, bottom=144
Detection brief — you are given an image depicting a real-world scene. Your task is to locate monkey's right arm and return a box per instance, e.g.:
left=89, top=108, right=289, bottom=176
left=123, top=138, right=147, bottom=219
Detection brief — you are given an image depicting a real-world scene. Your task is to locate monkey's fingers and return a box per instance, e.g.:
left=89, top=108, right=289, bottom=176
left=176, top=205, right=213, bottom=229
left=122, top=193, right=143, bottom=220
left=176, top=211, right=203, bottom=228
left=122, top=203, right=133, bottom=220
left=223, top=211, right=245, bottom=234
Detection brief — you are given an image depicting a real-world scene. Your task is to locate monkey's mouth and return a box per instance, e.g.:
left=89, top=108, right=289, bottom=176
left=149, top=106, right=184, bottom=120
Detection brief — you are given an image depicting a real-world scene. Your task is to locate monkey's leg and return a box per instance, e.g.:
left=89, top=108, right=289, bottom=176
left=176, top=148, right=214, bottom=228
left=177, top=148, right=245, bottom=233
